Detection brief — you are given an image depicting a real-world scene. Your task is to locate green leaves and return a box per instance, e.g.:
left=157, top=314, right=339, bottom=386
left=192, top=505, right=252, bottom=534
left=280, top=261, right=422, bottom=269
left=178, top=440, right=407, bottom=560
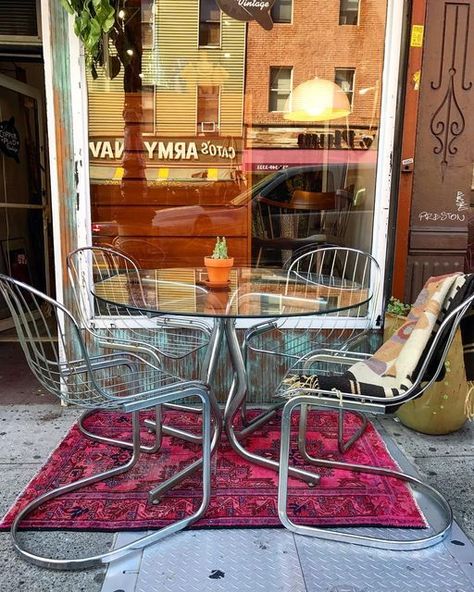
left=59, top=0, right=75, bottom=15
left=60, top=0, right=118, bottom=75
left=386, top=297, right=411, bottom=317
left=92, top=0, right=115, bottom=33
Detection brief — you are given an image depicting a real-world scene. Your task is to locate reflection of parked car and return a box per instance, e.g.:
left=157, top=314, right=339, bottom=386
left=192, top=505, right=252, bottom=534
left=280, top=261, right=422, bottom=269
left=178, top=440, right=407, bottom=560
left=92, top=165, right=353, bottom=268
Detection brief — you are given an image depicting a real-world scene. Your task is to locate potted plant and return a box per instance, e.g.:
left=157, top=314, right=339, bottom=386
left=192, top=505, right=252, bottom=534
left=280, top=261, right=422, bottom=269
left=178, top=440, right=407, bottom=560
left=384, top=297, right=411, bottom=339
left=204, top=237, right=234, bottom=285
left=384, top=297, right=470, bottom=435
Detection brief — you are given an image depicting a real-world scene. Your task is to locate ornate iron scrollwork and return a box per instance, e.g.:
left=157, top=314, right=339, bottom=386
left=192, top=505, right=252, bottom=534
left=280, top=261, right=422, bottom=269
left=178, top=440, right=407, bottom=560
left=430, top=2, right=472, bottom=178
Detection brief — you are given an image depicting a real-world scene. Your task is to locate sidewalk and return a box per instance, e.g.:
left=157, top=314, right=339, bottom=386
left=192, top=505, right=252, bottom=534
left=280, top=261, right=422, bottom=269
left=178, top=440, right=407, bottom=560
left=0, top=343, right=473, bottom=591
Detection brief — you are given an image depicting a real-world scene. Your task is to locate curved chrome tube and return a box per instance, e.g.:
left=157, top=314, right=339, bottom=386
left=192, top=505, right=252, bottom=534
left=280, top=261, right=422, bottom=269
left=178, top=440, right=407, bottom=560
left=11, top=389, right=212, bottom=570
left=278, top=396, right=453, bottom=551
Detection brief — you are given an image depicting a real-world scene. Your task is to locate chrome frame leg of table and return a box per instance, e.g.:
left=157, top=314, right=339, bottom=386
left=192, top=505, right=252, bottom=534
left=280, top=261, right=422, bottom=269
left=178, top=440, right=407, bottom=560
left=147, top=320, right=224, bottom=503
left=223, top=318, right=321, bottom=485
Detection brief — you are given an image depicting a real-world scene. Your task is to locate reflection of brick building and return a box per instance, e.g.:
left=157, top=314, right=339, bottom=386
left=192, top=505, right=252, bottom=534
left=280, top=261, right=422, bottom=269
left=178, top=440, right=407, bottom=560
left=245, top=0, right=386, bottom=135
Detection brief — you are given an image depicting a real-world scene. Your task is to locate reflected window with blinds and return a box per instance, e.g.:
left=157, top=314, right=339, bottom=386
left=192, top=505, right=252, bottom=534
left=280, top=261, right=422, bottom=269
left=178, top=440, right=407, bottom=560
left=0, top=0, right=41, bottom=41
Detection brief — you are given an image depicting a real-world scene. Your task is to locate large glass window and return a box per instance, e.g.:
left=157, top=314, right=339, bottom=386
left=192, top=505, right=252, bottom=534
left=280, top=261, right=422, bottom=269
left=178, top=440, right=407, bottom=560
left=86, top=1, right=388, bottom=270
left=199, top=0, right=221, bottom=47
left=269, top=67, right=292, bottom=113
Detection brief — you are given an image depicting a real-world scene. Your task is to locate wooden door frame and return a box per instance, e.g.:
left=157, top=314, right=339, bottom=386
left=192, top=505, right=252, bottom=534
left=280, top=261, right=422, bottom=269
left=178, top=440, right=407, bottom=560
left=392, top=0, right=427, bottom=300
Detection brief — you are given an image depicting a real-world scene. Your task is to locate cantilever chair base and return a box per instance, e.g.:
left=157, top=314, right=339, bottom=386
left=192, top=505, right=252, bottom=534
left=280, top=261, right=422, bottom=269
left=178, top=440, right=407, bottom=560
left=11, top=389, right=212, bottom=571
left=278, top=396, right=453, bottom=551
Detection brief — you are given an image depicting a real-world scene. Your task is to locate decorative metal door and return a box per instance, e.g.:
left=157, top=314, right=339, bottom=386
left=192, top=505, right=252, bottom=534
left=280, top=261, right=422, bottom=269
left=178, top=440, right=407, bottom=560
left=406, top=0, right=474, bottom=302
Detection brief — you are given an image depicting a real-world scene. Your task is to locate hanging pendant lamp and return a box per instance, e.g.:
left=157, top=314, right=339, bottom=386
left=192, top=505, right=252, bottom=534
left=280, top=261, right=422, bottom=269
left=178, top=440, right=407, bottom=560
left=284, top=77, right=352, bottom=122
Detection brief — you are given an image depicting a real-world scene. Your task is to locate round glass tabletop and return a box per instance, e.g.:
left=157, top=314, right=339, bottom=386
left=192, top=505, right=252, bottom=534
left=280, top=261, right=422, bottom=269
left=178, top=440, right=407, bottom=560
left=92, top=267, right=371, bottom=319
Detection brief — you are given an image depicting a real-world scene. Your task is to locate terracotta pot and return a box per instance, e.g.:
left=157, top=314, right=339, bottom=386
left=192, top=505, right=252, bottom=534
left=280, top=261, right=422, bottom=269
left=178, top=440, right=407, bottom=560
left=384, top=313, right=469, bottom=435
left=204, top=256, right=234, bottom=284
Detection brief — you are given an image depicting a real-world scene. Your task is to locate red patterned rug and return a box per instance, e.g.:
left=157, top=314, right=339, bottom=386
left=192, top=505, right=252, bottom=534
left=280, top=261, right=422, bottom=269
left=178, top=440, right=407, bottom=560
left=0, top=410, right=425, bottom=531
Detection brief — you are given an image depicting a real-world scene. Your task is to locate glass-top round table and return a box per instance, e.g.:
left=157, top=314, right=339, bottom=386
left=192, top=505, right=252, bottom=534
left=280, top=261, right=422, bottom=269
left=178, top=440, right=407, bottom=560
left=92, top=266, right=371, bottom=497
left=93, top=266, right=370, bottom=319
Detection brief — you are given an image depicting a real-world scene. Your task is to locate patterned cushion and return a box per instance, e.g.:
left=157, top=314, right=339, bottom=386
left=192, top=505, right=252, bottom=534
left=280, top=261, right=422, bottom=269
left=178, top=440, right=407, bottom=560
left=280, top=273, right=472, bottom=401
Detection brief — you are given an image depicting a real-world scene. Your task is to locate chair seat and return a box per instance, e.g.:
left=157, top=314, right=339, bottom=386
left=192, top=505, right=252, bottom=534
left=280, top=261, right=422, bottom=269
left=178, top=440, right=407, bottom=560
left=98, top=324, right=210, bottom=359
left=65, top=360, right=187, bottom=409
left=277, top=273, right=474, bottom=405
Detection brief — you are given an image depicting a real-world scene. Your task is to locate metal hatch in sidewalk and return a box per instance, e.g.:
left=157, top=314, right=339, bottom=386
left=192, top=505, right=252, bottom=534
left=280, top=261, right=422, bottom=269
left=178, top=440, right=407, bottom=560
left=101, top=421, right=474, bottom=592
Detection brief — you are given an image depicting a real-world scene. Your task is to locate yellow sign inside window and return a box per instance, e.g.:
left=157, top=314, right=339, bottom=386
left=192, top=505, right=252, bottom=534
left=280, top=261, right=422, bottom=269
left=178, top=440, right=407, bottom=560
left=411, top=25, right=424, bottom=47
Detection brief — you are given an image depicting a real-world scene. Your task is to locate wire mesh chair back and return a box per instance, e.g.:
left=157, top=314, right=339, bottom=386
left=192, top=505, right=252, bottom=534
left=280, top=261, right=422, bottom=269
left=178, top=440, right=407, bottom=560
left=67, top=246, right=145, bottom=320
left=0, top=274, right=103, bottom=406
left=247, top=246, right=382, bottom=362
left=67, top=246, right=211, bottom=361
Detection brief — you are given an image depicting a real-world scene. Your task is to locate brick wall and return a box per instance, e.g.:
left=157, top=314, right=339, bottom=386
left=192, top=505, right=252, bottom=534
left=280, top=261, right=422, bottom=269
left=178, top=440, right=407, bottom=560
left=244, top=0, right=387, bottom=128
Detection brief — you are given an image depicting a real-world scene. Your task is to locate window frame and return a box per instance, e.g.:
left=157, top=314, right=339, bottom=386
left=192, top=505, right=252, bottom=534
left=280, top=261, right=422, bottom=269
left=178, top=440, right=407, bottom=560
left=196, top=84, right=221, bottom=135
left=198, top=0, right=222, bottom=48
left=141, top=84, right=156, bottom=136
left=268, top=66, right=293, bottom=113
left=141, top=0, right=156, bottom=50
left=334, top=67, right=356, bottom=108
left=270, top=0, right=293, bottom=24
left=339, top=0, right=360, bottom=26
left=0, top=0, right=42, bottom=44
left=60, top=0, right=406, bottom=331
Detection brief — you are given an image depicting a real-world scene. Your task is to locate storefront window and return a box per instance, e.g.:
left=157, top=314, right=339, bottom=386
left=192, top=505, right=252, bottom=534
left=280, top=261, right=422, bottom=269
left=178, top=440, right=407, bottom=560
left=87, top=1, right=388, bottom=270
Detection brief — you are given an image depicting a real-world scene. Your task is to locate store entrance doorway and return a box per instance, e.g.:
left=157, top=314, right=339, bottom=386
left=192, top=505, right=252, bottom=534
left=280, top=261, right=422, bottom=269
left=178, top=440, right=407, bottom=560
left=0, top=69, right=52, bottom=333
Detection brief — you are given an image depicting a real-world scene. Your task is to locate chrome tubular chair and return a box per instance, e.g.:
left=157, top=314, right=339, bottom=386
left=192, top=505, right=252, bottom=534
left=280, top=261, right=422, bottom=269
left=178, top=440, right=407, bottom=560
left=246, top=247, right=381, bottom=362
left=0, top=274, right=213, bottom=570
left=241, top=247, right=381, bottom=432
left=67, top=246, right=214, bottom=448
left=277, top=274, right=474, bottom=551
left=67, top=246, right=211, bottom=365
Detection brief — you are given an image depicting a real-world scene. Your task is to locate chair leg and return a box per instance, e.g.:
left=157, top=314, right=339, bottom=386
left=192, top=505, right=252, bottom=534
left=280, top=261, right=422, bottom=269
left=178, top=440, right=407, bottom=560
left=79, top=406, right=164, bottom=453
left=297, top=404, right=368, bottom=462
left=279, top=396, right=453, bottom=551
left=297, top=404, right=368, bottom=459
left=11, top=392, right=212, bottom=570
left=337, top=407, right=368, bottom=454
left=147, top=387, right=222, bottom=504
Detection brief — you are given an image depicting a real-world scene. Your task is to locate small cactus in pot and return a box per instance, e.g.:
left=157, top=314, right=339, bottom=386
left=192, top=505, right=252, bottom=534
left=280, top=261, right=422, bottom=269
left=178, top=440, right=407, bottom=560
left=204, top=237, right=234, bottom=284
